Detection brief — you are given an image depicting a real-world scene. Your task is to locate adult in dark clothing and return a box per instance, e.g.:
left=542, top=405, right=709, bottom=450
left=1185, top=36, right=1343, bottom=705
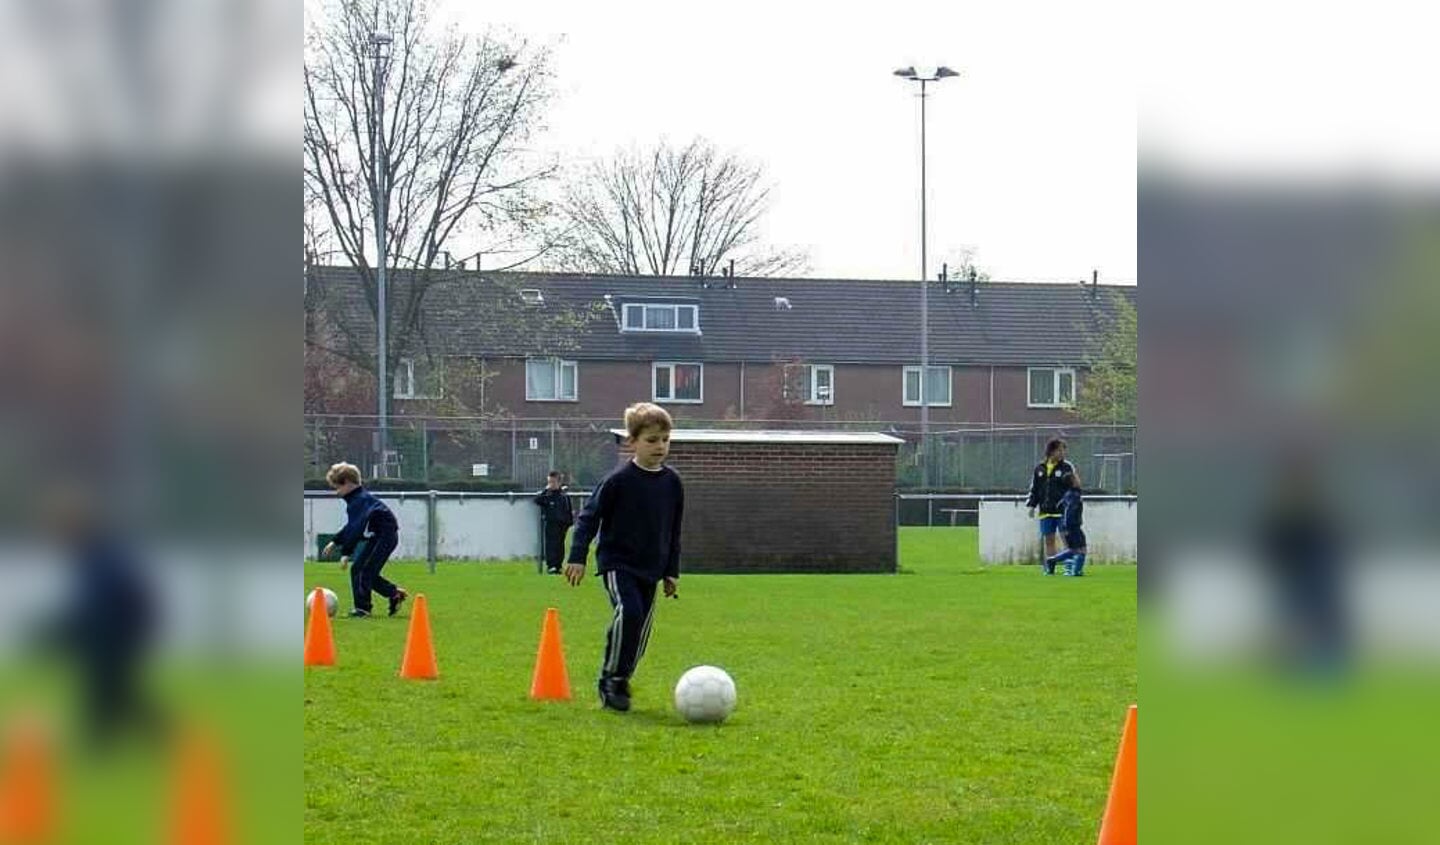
left=1257, top=455, right=1348, bottom=674
left=1025, top=438, right=1080, bottom=562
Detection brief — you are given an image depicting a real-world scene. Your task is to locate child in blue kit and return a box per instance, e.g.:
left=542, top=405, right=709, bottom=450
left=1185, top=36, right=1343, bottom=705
left=1043, top=485, right=1089, bottom=577
left=321, top=462, right=408, bottom=617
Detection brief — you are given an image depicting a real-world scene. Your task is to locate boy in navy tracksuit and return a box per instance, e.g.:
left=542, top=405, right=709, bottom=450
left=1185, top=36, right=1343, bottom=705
left=1044, top=487, right=1089, bottom=577
left=565, top=403, right=683, bottom=712
left=321, top=462, right=408, bottom=617
left=40, top=485, right=164, bottom=750
left=533, top=470, right=574, bottom=574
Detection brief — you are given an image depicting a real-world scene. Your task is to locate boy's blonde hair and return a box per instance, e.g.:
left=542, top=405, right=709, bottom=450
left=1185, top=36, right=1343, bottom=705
left=325, top=462, right=362, bottom=487
left=624, top=402, right=673, bottom=439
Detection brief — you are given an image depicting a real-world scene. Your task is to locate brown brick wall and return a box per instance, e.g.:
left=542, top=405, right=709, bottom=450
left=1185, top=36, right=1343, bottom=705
left=489, top=358, right=742, bottom=419
left=819, top=364, right=1078, bottom=424
left=612, top=439, right=898, bottom=573
left=992, top=366, right=1088, bottom=425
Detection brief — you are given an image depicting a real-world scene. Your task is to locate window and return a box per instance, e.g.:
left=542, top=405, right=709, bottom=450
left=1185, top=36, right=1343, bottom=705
left=1028, top=367, right=1076, bottom=408
left=526, top=358, right=578, bottom=401
left=902, top=365, right=952, bottom=407
left=653, top=362, right=703, bottom=403
left=394, top=359, right=415, bottom=399
left=810, top=365, right=834, bottom=405
left=622, top=303, right=700, bottom=333
left=393, top=357, right=440, bottom=399
left=781, top=363, right=835, bottom=405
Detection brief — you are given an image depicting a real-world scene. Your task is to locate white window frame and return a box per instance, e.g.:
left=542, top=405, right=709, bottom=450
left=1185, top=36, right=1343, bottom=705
left=622, top=303, right=701, bottom=333
left=525, top=357, right=579, bottom=402
left=393, top=357, right=440, bottom=400
left=806, top=364, right=835, bottom=405
left=902, top=365, right=952, bottom=407
left=1027, top=366, right=1076, bottom=408
left=652, top=362, right=704, bottom=404
left=393, top=359, right=415, bottom=399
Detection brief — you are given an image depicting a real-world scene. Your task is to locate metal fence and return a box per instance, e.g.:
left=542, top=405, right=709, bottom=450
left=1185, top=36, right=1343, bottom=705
left=303, top=416, right=1137, bottom=494
left=894, top=492, right=1139, bottom=527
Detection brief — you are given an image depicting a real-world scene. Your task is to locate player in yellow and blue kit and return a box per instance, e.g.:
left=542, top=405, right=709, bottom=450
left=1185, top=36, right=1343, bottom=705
left=1026, top=438, right=1078, bottom=564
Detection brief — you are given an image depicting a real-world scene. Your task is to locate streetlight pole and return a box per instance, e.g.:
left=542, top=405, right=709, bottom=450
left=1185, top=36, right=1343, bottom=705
left=894, top=65, right=958, bottom=489
left=919, top=78, right=928, bottom=489
left=371, top=31, right=392, bottom=478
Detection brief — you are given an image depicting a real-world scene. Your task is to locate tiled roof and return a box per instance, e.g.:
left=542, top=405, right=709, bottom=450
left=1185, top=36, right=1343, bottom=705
left=307, top=267, right=1135, bottom=366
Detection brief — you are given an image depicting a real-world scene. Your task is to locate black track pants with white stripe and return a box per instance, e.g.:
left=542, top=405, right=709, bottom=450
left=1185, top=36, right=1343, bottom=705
left=599, top=569, right=658, bottom=682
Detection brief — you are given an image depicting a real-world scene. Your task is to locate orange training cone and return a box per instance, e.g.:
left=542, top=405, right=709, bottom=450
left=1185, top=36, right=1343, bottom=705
left=530, top=607, right=571, bottom=700
left=303, top=587, right=335, bottom=667
left=0, top=718, right=55, bottom=844
left=1097, top=704, right=1137, bottom=845
left=398, top=594, right=438, bottom=680
left=170, top=727, right=231, bottom=845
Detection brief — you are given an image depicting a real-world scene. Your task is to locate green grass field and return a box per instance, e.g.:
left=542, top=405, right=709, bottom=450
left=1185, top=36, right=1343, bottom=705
left=304, top=528, right=1135, bottom=844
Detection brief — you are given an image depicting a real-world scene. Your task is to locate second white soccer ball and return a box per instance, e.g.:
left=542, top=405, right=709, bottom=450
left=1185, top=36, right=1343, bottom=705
left=305, top=587, right=339, bottom=618
left=673, top=665, right=736, bottom=724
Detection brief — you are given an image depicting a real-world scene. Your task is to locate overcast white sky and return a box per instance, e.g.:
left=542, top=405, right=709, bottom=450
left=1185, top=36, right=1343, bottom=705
left=450, top=1, right=1136, bottom=283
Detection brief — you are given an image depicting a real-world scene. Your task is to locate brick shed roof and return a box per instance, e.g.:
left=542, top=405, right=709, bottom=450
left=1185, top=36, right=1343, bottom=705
left=608, top=429, right=904, bottom=445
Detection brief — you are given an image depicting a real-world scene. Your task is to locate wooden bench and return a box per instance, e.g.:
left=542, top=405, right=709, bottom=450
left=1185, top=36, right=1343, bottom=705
left=939, top=508, right=973, bottom=526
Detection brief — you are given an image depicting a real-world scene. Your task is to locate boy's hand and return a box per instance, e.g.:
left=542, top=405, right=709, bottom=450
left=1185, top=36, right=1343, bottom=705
left=564, top=563, right=586, bottom=586
left=663, top=576, right=678, bottom=599
left=339, top=556, right=349, bottom=571
left=1027, top=507, right=1036, bottom=520
left=322, top=542, right=337, bottom=559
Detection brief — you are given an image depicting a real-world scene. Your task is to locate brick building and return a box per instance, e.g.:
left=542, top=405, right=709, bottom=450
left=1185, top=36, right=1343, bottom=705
left=305, top=266, right=1135, bottom=426
left=610, top=429, right=903, bottom=574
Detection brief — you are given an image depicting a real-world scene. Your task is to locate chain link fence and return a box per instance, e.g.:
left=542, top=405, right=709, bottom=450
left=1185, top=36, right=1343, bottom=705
left=304, top=416, right=1137, bottom=494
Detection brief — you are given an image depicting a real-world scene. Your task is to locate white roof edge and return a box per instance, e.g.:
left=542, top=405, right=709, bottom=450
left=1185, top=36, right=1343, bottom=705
left=608, top=428, right=904, bottom=445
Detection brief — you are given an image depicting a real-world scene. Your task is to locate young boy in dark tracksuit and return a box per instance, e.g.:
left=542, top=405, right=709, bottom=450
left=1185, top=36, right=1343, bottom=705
left=533, top=471, right=574, bottom=574
left=565, top=403, right=682, bottom=712
left=321, top=462, right=408, bottom=618
left=1044, top=487, right=1089, bottom=576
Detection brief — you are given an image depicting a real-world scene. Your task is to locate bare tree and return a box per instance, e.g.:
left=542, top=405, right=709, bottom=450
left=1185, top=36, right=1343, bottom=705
left=938, top=246, right=992, bottom=283
left=753, top=356, right=810, bottom=421
left=304, top=0, right=575, bottom=382
left=554, top=138, right=807, bottom=277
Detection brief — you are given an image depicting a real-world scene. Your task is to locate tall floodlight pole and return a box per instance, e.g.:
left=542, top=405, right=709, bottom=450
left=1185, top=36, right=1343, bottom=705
left=371, top=30, right=393, bottom=476
left=894, top=65, right=959, bottom=489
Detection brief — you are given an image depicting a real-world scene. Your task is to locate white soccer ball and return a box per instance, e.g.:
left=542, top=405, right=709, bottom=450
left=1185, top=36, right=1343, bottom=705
left=673, top=665, right=737, bottom=724
left=306, top=588, right=339, bottom=618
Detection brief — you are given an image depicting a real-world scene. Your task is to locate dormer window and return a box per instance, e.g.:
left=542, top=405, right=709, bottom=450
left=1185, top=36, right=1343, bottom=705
left=621, top=303, right=700, bottom=333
